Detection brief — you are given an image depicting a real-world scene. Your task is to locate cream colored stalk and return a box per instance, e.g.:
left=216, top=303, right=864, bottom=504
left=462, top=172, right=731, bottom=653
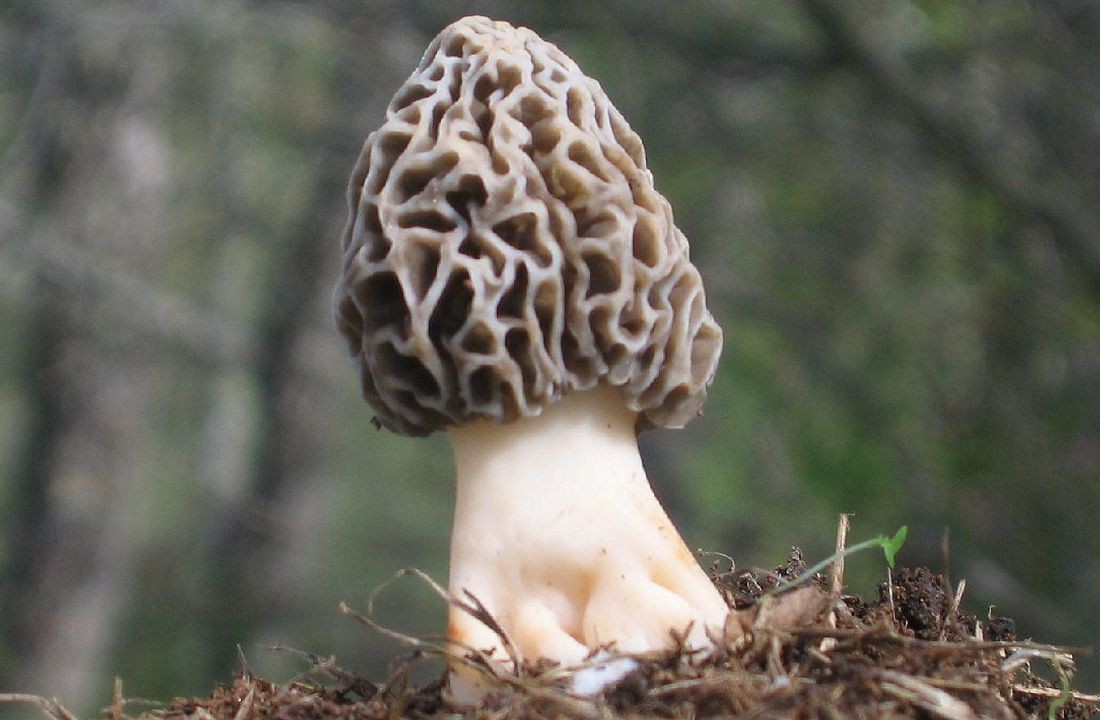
left=445, top=386, right=728, bottom=701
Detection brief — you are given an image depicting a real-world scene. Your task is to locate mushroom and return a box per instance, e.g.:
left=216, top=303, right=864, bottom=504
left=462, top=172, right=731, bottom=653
left=334, top=16, right=732, bottom=699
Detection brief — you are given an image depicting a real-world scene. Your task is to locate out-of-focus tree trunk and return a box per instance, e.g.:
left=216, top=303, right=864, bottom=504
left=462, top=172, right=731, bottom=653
left=0, top=6, right=161, bottom=708
left=200, top=168, right=346, bottom=679
left=0, top=5, right=82, bottom=687
left=8, top=327, right=153, bottom=705
left=0, top=290, right=73, bottom=679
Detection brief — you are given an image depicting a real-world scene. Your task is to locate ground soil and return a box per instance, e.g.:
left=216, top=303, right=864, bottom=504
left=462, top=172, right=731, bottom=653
left=93, top=549, right=1097, bottom=720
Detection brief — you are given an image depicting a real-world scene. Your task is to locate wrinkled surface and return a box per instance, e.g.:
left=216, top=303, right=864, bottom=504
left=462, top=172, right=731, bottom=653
left=334, top=16, right=721, bottom=435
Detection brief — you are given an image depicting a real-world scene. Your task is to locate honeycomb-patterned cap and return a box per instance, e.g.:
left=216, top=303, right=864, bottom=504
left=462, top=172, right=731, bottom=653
left=334, top=16, right=722, bottom=436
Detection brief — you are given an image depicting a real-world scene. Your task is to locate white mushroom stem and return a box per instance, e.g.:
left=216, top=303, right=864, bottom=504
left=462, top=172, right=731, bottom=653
left=445, top=386, right=729, bottom=699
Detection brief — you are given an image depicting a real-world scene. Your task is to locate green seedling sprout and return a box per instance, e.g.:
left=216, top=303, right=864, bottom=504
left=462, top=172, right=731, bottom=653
left=1048, top=656, right=1072, bottom=720
left=766, top=526, right=908, bottom=598
left=882, top=525, right=907, bottom=568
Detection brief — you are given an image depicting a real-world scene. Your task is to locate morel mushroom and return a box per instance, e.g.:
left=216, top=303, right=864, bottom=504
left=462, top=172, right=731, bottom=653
left=334, top=16, right=731, bottom=698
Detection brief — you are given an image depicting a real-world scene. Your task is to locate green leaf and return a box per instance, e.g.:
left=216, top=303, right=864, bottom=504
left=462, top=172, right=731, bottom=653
left=882, top=526, right=908, bottom=568
left=765, top=525, right=912, bottom=598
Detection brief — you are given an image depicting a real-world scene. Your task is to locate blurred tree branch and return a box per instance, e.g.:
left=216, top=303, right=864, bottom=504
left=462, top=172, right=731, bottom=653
left=598, top=1, right=836, bottom=76
left=800, top=0, right=1100, bottom=293
left=0, top=219, right=352, bottom=398
left=0, top=231, right=255, bottom=367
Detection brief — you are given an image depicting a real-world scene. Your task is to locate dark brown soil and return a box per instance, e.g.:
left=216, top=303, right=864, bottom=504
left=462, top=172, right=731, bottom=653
left=99, top=549, right=1097, bottom=720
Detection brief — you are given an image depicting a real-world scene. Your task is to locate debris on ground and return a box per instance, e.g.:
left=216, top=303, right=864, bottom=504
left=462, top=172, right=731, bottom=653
left=5, top=543, right=1097, bottom=719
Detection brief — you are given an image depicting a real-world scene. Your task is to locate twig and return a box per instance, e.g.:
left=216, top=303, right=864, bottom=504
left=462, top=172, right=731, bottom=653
left=273, top=657, right=336, bottom=705
left=338, top=600, right=450, bottom=658
left=0, top=694, right=79, bottom=720
left=887, top=566, right=896, bottom=622
left=828, top=514, right=849, bottom=600
left=792, top=625, right=1087, bottom=656
left=266, top=644, right=379, bottom=698
left=378, top=567, right=523, bottom=671
left=341, top=567, right=618, bottom=717
left=110, top=678, right=124, bottom=720
left=942, top=579, right=966, bottom=640
left=818, top=515, right=850, bottom=653
left=1002, top=648, right=1075, bottom=674
left=339, top=569, right=515, bottom=687
left=236, top=645, right=255, bottom=680
left=231, top=688, right=254, bottom=720
left=1013, top=685, right=1100, bottom=703
left=877, top=670, right=978, bottom=720
left=699, top=548, right=736, bottom=578
left=458, top=588, right=524, bottom=671
left=103, top=679, right=162, bottom=719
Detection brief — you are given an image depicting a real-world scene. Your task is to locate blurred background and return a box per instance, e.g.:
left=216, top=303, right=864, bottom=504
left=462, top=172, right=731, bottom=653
left=1, top=0, right=1098, bottom=716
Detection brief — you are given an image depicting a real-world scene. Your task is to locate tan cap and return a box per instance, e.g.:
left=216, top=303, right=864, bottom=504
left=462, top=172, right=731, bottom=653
left=334, top=16, right=722, bottom=436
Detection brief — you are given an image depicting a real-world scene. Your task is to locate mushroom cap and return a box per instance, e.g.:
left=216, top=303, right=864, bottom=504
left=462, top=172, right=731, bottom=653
left=334, top=16, right=722, bottom=436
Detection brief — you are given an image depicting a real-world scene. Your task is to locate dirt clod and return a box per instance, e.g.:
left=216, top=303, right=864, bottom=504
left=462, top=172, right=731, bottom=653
left=988, top=615, right=1018, bottom=642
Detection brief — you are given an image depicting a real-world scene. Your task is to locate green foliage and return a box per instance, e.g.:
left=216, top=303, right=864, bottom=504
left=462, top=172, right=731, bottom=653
left=883, top=526, right=908, bottom=569
left=0, top=2, right=1098, bottom=715
left=768, top=525, right=908, bottom=597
